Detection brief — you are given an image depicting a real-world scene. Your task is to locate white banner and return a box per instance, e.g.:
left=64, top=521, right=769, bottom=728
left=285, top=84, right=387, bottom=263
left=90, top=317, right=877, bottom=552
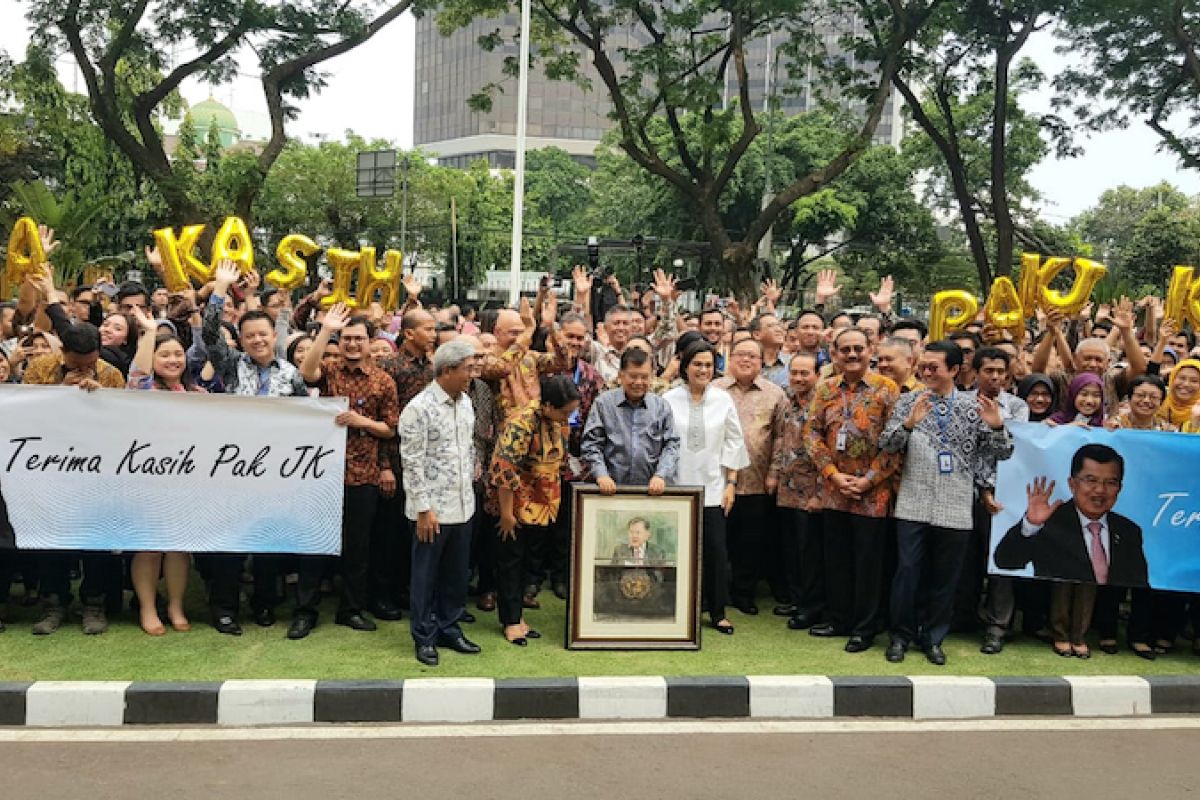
left=0, top=385, right=347, bottom=554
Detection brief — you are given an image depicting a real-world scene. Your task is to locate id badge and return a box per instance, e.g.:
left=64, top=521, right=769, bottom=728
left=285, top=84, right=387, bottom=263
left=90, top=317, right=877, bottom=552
left=938, top=451, right=953, bottom=474
left=836, top=429, right=848, bottom=452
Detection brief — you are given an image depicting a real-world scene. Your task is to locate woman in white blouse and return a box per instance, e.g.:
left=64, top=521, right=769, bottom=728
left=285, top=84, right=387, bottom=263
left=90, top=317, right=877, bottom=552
left=664, top=341, right=750, bottom=634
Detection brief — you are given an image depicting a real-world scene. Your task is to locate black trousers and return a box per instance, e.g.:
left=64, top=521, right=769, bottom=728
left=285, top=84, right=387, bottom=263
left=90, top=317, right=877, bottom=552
left=890, top=521, right=972, bottom=646
left=368, top=491, right=405, bottom=608
left=701, top=507, right=730, bottom=623
left=207, top=554, right=283, bottom=619
left=409, top=519, right=472, bottom=646
left=1091, top=585, right=1127, bottom=641
left=1126, top=588, right=1182, bottom=646
left=727, top=494, right=772, bottom=604
left=951, top=499, right=991, bottom=632
left=36, top=551, right=122, bottom=607
left=823, top=511, right=887, bottom=638
left=781, top=507, right=825, bottom=620
left=496, top=524, right=548, bottom=626
left=295, top=484, right=379, bottom=621
left=526, top=479, right=573, bottom=590
left=471, top=500, right=498, bottom=596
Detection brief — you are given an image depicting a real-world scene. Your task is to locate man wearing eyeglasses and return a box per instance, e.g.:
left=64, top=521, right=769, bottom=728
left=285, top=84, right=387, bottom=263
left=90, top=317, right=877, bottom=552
left=802, top=328, right=901, bottom=653
left=880, top=340, right=1012, bottom=665
left=994, top=443, right=1148, bottom=588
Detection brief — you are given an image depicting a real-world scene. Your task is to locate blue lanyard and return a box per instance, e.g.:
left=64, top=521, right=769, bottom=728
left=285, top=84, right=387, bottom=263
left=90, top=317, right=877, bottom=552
left=932, top=390, right=955, bottom=447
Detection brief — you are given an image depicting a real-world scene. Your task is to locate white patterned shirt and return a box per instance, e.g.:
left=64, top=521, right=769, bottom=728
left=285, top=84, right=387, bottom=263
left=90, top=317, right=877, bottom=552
left=399, top=380, right=476, bottom=524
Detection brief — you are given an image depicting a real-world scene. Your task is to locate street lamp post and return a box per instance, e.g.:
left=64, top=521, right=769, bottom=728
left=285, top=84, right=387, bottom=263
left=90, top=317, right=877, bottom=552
left=400, top=154, right=411, bottom=254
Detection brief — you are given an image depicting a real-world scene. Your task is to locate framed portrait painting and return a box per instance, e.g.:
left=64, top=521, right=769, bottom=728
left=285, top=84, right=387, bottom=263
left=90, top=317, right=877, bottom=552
left=566, top=485, right=703, bottom=650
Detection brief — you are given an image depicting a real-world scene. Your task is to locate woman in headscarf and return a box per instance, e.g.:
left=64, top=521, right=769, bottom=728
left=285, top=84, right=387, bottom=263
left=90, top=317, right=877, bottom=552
left=1047, top=372, right=1105, bottom=428
left=1158, top=358, right=1200, bottom=428
left=1016, top=374, right=1057, bottom=423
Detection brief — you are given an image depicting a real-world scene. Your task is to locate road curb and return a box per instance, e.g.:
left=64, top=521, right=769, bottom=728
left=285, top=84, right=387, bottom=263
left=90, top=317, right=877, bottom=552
left=0, top=675, right=1195, bottom=726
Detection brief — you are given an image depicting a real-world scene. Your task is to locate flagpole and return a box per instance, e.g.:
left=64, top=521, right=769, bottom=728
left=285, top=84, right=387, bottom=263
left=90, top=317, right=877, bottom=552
left=508, top=0, right=533, bottom=307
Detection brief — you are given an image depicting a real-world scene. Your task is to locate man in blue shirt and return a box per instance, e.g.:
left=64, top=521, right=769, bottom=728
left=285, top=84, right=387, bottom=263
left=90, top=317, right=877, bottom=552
left=581, top=348, right=680, bottom=495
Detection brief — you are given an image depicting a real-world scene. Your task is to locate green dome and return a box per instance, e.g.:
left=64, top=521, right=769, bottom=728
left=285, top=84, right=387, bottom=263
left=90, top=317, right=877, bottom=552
left=186, top=97, right=240, bottom=149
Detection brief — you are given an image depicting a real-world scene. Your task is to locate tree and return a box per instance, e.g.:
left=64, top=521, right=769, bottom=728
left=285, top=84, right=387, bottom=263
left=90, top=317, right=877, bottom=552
left=1, top=44, right=157, bottom=260
left=24, top=0, right=414, bottom=231
left=891, top=1, right=1072, bottom=290
left=1056, top=0, right=1200, bottom=171
left=434, top=0, right=939, bottom=292
left=1115, top=205, right=1200, bottom=289
left=1070, top=182, right=1192, bottom=277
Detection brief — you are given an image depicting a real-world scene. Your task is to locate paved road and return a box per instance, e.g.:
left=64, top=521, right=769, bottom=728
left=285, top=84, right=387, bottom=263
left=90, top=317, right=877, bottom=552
left=2, top=719, right=1197, bottom=798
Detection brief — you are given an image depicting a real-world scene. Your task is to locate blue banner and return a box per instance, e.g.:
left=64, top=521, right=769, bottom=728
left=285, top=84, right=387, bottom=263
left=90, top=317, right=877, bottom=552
left=990, top=422, right=1200, bottom=592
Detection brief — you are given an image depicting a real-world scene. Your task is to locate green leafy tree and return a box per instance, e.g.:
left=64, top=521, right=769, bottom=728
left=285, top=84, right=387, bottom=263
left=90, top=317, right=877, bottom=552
left=433, top=0, right=939, bottom=291
left=23, top=0, right=414, bottom=229
left=1070, top=182, right=1192, bottom=276
left=892, top=1, right=1072, bottom=290
left=1122, top=205, right=1200, bottom=289
left=1056, top=0, right=1200, bottom=171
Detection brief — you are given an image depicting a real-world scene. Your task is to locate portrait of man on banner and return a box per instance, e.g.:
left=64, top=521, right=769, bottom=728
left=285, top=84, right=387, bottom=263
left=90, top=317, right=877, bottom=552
left=994, top=443, right=1149, bottom=588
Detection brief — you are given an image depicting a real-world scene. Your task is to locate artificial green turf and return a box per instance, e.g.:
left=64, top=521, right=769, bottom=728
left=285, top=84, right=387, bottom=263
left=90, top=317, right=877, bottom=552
left=2, top=581, right=1200, bottom=681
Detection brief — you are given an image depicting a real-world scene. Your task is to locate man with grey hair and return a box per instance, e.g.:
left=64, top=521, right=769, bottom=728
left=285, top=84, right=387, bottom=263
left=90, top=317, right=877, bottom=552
left=400, top=338, right=481, bottom=666
left=1030, top=302, right=1146, bottom=416
left=876, top=337, right=922, bottom=393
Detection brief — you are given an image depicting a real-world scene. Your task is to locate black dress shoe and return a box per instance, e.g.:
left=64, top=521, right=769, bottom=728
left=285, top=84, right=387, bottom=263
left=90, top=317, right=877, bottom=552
left=459, top=611, right=476, bottom=624
left=507, top=636, right=528, bottom=646
left=525, top=629, right=541, bottom=639
left=552, top=582, right=568, bottom=600
left=845, top=635, right=873, bottom=653
left=213, top=615, right=243, bottom=636
left=809, top=623, right=843, bottom=638
left=336, top=613, right=377, bottom=632
left=522, top=593, right=540, bottom=609
left=787, top=614, right=818, bottom=630
left=370, top=603, right=403, bottom=621
left=287, top=617, right=314, bottom=640
left=1098, top=640, right=1119, bottom=655
left=416, top=644, right=439, bottom=666
left=925, top=643, right=947, bottom=666
left=772, top=603, right=797, bottom=617
left=1131, top=645, right=1157, bottom=661
left=437, top=634, right=481, bottom=654
left=886, top=638, right=907, bottom=662
left=733, top=601, right=759, bottom=616
left=254, top=608, right=276, bottom=628
left=980, top=635, right=1004, bottom=655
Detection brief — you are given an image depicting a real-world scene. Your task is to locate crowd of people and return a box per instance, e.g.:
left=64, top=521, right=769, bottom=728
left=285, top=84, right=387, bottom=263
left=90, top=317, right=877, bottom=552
left=2, top=225, right=1200, bottom=666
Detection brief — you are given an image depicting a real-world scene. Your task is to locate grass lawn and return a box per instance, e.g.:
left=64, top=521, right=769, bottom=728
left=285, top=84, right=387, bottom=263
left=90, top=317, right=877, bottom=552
left=2, top=581, right=1200, bottom=681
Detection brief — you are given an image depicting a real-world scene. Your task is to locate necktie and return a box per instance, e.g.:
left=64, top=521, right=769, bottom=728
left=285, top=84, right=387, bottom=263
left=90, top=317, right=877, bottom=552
left=1087, top=521, right=1109, bottom=585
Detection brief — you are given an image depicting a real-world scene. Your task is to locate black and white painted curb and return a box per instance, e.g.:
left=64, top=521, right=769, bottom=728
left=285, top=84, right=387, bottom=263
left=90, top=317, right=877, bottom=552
left=1, top=675, right=1198, bottom=726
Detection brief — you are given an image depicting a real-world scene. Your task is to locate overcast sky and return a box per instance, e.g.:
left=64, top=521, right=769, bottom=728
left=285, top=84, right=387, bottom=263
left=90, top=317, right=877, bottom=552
left=2, top=7, right=1198, bottom=222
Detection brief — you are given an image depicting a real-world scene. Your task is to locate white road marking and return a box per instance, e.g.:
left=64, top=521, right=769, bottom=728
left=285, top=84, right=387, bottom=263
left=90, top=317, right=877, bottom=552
left=2, top=716, right=1200, bottom=743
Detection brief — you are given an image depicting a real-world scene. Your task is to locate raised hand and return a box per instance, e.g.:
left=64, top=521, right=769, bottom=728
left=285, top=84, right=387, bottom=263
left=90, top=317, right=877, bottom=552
left=28, top=263, right=56, bottom=302
left=1159, top=317, right=1179, bottom=341
left=315, top=277, right=334, bottom=301
left=1024, top=476, right=1063, bottom=527
left=572, top=265, right=593, bottom=295
left=322, top=302, right=351, bottom=333
left=760, top=278, right=782, bottom=307
left=38, top=225, right=59, bottom=258
left=905, top=392, right=933, bottom=429
left=869, top=275, right=894, bottom=311
left=541, top=291, right=557, bottom=325
left=241, top=267, right=261, bottom=292
left=213, top=259, right=241, bottom=294
left=402, top=272, right=422, bottom=299
left=978, top=393, right=1003, bottom=429
left=519, top=295, right=536, bottom=328
left=144, top=244, right=166, bottom=278
left=1111, top=295, right=1135, bottom=331
left=815, top=269, right=841, bottom=305
left=653, top=268, right=677, bottom=299
left=130, top=305, right=158, bottom=336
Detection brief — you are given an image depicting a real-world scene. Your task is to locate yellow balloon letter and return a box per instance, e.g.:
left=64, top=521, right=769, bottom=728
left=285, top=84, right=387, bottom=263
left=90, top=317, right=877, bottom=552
left=152, top=224, right=207, bottom=292
left=929, top=290, right=979, bottom=342
left=322, top=248, right=363, bottom=308
left=5, top=217, right=46, bottom=284
left=210, top=216, right=254, bottom=276
left=357, top=249, right=403, bottom=311
left=269, top=234, right=319, bottom=291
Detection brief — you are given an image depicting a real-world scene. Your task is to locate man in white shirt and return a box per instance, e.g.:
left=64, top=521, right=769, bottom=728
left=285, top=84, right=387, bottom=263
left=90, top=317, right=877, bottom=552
left=400, top=339, right=482, bottom=666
